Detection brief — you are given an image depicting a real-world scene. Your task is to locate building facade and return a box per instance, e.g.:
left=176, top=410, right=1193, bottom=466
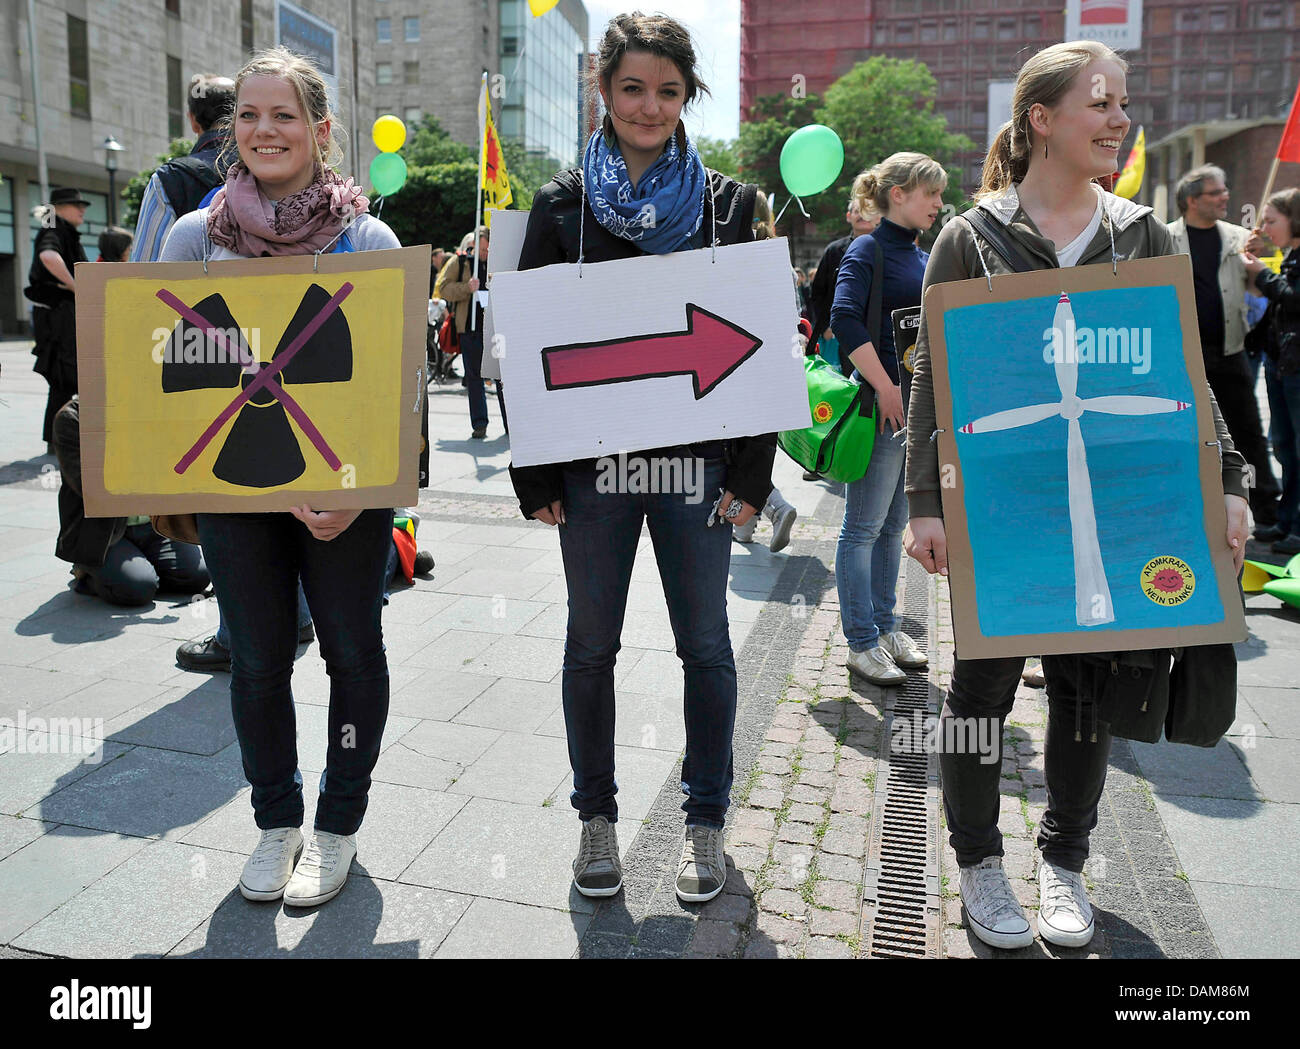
left=741, top=0, right=1300, bottom=200
left=1, top=0, right=373, bottom=334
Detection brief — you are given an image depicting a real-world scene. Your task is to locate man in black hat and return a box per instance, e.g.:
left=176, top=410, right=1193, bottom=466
left=25, top=187, right=88, bottom=449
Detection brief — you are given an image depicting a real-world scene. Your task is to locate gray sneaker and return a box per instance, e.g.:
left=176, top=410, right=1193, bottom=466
left=765, top=499, right=797, bottom=553
left=676, top=824, right=727, bottom=903
left=573, top=815, right=622, bottom=897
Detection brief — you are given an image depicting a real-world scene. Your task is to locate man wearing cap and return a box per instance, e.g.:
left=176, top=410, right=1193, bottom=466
left=25, top=187, right=88, bottom=449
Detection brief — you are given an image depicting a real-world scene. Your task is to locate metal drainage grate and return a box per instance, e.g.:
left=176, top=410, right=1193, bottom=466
left=861, top=558, right=942, bottom=958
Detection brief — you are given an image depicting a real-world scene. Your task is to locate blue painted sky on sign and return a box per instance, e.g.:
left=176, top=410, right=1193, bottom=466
left=944, top=284, right=1224, bottom=637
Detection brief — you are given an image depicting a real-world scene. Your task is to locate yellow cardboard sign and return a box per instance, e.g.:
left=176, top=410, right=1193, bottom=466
left=75, top=247, right=430, bottom=515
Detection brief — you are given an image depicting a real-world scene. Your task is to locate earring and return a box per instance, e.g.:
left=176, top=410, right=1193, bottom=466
left=1044, top=141, right=1049, bottom=159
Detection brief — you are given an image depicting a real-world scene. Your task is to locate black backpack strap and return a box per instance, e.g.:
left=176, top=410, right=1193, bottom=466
left=963, top=208, right=1037, bottom=273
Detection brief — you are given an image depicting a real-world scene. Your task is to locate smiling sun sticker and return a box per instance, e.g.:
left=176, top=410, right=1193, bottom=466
left=1140, top=556, right=1195, bottom=606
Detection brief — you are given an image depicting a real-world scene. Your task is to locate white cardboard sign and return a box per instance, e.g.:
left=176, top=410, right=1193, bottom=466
left=490, top=237, right=811, bottom=467
left=481, top=209, right=530, bottom=381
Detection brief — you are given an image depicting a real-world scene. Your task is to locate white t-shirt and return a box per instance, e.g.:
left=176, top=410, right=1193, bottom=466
left=1055, top=197, right=1104, bottom=268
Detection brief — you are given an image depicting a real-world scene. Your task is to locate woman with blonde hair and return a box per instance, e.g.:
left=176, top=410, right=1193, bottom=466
left=905, top=40, right=1249, bottom=950
left=830, top=152, right=946, bottom=686
left=160, top=46, right=401, bottom=909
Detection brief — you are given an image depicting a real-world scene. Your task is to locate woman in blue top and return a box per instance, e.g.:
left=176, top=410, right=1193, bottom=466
left=830, top=153, right=947, bottom=685
left=160, top=48, right=400, bottom=910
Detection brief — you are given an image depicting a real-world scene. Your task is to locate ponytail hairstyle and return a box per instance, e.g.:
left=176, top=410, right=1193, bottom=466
left=1266, top=187, right=1300, bottom=240
left=851, top=152, right=948, bottom=216
left=978, top=40, right=1127, bottom=201
left=590, top=12, right=711, bottom=154
left=752, top=189, right=776, bottom=240
left=218, top=46, right=347, bottom=176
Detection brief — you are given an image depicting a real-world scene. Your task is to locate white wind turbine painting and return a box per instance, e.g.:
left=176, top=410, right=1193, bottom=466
left=957, top=292, right=1192, bottom=628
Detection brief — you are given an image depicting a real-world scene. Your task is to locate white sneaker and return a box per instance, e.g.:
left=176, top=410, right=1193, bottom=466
left=1037, top=859, right=1095, bottom=947
left=239, top=827, right=303, bottom=901
left=676, top=824, right=728, bottom=903
left=765, top=499, right=797, bottom=553
left=283, top=830, right=357, bottom=908
left=959, top=856, right=1034, bottom=949
left=846, top=645, right=906, bottom=685
left=881, top=630, right=928, bottom=669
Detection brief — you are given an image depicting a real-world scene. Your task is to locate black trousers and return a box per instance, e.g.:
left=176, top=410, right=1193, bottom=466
left=941, top=655, right=1113, bottom=873
left=33, top=301, right=78, bottom=444
left=1205, top=346, right=1281, bottom=525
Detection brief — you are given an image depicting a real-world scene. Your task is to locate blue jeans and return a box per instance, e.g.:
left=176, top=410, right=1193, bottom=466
left=836, top=423, right=908, bottom=651
left=459, top=331, right=489, bottom=430
left=197, top=509, right=392, bottom=835
left=216, top=580, right=310, bottom=649
left=1265, top=356, right=1300, bottom=534
left=558, top=450, right=736, bottom=829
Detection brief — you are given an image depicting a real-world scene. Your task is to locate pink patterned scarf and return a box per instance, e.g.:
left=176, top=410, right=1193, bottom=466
left=207, top=162, right=369, bottom=257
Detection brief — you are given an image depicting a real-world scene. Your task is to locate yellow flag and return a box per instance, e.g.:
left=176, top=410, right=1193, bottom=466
left=528, top=0, right=560, bottom=14
left=1114, top=126, right=1145, bottom=199
left=480, top=82, right=513, bottom=224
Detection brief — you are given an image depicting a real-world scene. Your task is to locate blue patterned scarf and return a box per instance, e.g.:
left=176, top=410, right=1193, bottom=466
left=582, top=128, right=707, bottom=254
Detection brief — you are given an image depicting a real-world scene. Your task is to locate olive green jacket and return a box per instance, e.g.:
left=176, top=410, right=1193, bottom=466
left=905, top=187, right=1249, bottom=521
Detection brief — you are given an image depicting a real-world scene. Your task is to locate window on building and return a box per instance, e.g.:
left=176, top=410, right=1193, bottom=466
left=0, top=178, right=14, bottom=256
left=404, top=16, right=419, bottom=42
left=167, top=56, right=184, bottom=139
left=1255, top=6, right=1282, bottom=29
left=972, top=19, right=989, bottom=40
left=166, top=0, right=180, bottom=16
left=241, top=0, right=254, bottom=52
left=942, top=20, right=957, bottom=41
left=921, top=22, right=938, bottom=42
left=502, top=35, right=519, bottom=55
left=997, top=18, right=1016, bottom=40
left=404, top=61, right=419, bottom=85
left=1209, top=9, right=1229, bottom=31
left=404, top=107, right=421, bottom=126
left=1205, top=68, right=1227, bottom=89
left=67, top=14, right=90, bottom=118
left=376, top=62, right=393, bottom=85
left=376, top=18, right=390, bottom=43
left=1177, top=10, right=1199, bottom=30
left=895, top=22, right=915, bottom=44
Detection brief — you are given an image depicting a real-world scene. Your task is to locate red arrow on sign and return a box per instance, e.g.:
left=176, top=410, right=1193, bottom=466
left=540, top=303, right=762, bottom=400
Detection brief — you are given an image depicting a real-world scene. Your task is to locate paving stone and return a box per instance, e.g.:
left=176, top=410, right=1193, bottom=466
left=0, top=825, right=150, bottom=944
left=759, top=887, right=806, bottom=917
left=798, top=769, right=834, bottom=788
left=800, top=751, right=836, bottom=772
left=786, top=802, right=824, bottom=825
left=698, top=890, right=752, bottom=924
left=727, top=844, right=769, bottom=873
left=686, top=919, right=741, bottom=958
left=754, top=912, right=804, bottom=945
left=776, top=821, right=817, bottom=846
left=805, top=934, right=854, bottom=959
left=577, top=932, right=632, bottom=959
left=446, top=731, right=572, bottom=806
left=764, top=726, right=802, bottom=745
left=433, top=898, right=591, bottom=959
left=755, top=773, right=787, bottom=794
left=727, top=822, right=773, bottom=848
left=16, top=839, right=246, bottom=957
left=789, top=783, right=828, bottom=806
left=820, top=828, right=867, bottom=859
left=731, top=808, right=775, bottom=832
left=814, top=852, right=863, bottom=884
left=747, top=788, right=783, bottom=810
left=743, top=936, right=796, bottom=959
left=814, top=879, right=861, bottom=911
left=0, top=813, right=52, bottom=863
left=831, top=782, right=874, bottom=814
left=809, top=908, right=858, bottom=937
left=0, top=741, right=132, bottom=816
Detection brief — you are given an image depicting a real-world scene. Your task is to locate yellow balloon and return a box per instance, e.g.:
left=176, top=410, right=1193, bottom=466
left=372, top=115, right=407, bottom=153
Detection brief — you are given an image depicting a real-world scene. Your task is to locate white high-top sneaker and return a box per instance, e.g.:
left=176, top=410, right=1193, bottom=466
left=960, top=856, right=1034, bottom=949
left=1038, top=859, right=1095, bottom=947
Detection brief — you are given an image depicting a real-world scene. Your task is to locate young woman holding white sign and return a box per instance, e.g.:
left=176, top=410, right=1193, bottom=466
left=509, top=12, right=769, bottom=905
left=904, top=40, right=1249, bottom=950
left=159, top=48, right=400, bottom=909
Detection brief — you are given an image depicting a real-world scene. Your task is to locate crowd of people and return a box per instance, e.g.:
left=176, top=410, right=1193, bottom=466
left=19, top=10, right=1299, bottom=952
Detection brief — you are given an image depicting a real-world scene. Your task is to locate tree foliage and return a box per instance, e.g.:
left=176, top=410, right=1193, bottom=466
left=695, top=135, right=740, bottom=179
left=736, top=58, right=975, bottom=244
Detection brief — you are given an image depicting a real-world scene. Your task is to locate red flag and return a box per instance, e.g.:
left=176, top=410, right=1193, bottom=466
left=1278, top=78, right=1300, bottom=163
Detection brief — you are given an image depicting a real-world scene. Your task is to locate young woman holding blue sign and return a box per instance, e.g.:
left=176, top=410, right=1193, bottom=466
left=904, top=41, right=1249, bottom=951
left=830, top=154, right=947, bottom=686
left=160, top=48, right=400, bottom=909
left=508, top=12, right=769, bottom=905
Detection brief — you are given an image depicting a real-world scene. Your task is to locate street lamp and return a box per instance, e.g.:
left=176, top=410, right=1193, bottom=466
left=102, top=134, right=124, bottom=225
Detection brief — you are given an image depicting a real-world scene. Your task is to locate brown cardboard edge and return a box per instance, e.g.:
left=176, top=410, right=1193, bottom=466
left=926, top=256, right=1247, bottom=660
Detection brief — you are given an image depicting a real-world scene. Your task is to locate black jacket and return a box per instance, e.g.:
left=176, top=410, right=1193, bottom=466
left=53, top=395, right=126, bottom=567
left=25, top=215, right=85, bottom=307
left=807, top=233, right=851, bottom=348
left=1255, top=248, right=1300, bottom=375
left=155, top=127, right=229, bottom=219
left=507, top=167, right=774, bottom=519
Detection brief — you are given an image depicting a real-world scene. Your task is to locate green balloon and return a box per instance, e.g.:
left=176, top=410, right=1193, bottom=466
left=779, top=124, right=845, bottom=197
left=369, top=152, right=407, bottom=196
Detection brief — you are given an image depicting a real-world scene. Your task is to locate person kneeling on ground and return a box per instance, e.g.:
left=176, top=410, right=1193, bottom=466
left=53, top=395, right=210, bottom=605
